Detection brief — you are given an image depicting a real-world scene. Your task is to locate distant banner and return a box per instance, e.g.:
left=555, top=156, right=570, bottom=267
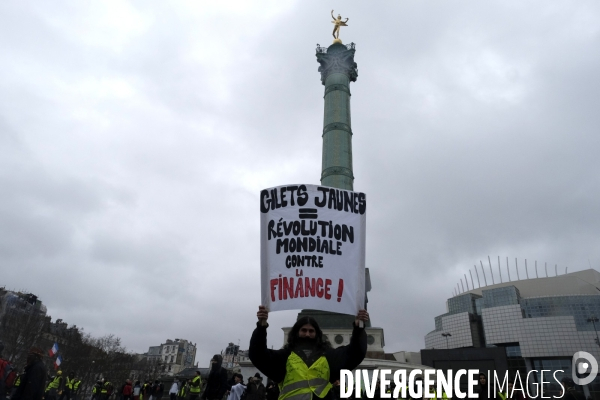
left=260, top=184, right=366, bottom=315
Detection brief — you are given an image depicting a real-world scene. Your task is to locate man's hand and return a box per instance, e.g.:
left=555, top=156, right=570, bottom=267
left=257, top=305, right=269, bottom=324
left=355, top=309, right=369, bottom=326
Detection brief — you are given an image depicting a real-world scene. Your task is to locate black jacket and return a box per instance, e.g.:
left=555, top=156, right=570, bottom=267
left=475, top=384, right=489, bottom=400
left=245, top=382, right=265, bottom=400
left=265, top=384, right=279, bottom=400
left=249, top=322, right=367, bottom=387
left=201, top=368, right=227, bottom=400
left=11, top=359, right=46, bottom=400
left=565, top=389, right=586, bottom=400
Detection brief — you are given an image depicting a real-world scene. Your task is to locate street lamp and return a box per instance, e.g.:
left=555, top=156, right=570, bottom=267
left=587, top=316, right=600, bottom=347
left=442, top=332, right=452, bottom=349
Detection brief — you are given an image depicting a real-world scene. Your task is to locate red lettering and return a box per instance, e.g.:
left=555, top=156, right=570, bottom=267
left=294, top=278, right=304, bottom=298
left=270, top=279, right=277, bottom=301
left=283, top=277, right=294, bottom=299
left=324, top=279, right=332, bottom=300
left=305, top=277, right=316, bottom=297
left=337, top=279, right=344, bottom=302
left=316, top=278, right=324, bottom=298
left=278, top=276, right=282, bottom=300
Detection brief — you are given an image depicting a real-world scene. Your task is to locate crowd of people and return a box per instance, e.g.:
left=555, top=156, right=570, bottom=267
left=0, top=309, right=591, bottom=400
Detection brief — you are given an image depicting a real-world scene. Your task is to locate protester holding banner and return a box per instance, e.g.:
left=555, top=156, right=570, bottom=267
left=249, top=306, right=368, bottom=400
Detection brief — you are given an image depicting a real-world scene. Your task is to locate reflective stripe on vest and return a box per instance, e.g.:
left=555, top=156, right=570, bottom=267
left=278, top=352, right=331, bottom=400
left=190, top=376, right=202, bottom=393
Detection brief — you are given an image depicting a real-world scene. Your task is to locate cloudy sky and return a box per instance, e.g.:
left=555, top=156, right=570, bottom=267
left=2, top=0, right=600, bottom=365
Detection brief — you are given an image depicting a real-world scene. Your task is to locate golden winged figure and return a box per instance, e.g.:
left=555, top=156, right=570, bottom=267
left=331, top=10, right=349, bottom=40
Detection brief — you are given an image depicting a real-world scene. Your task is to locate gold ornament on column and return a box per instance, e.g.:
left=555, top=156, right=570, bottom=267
left=331, top=10, right=349, bottom=44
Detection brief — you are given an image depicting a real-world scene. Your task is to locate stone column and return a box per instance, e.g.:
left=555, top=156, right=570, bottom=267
left=295, top=43, right=365, bottom=329
left=317, top=42, right=358, bottom=191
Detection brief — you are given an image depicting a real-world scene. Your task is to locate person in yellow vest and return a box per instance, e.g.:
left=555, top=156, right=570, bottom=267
left=46, top=371, right=64, bottom=400
left=143, top=381, right=153, bottom=400
left=59, top=371, right=76, bottom=400
left=92, top=380, right=103, bottom=400
left=101, top=379, right=114, bottom=400
left=249, top=306, right=368, bottom=400
left=71, top=376, right=82, bottom=400
left=11, top=370, right=23, bottom=399
left=189, top=371, right=202, bottom=400
left=177, top=379, right=189, bottom=400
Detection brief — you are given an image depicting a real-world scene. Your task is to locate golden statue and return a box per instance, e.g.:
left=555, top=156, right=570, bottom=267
left=331, top=10, right=349, bottom=42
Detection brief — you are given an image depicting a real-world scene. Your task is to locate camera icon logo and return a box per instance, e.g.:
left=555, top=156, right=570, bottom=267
left=572, top=351, right=599, bottom=385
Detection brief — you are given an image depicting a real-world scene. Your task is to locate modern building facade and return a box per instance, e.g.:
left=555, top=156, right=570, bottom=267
left=425, top=269, right=600, bottom=397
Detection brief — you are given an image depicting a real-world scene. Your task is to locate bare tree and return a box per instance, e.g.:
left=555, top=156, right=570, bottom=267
left=1, top=290, right=166, bottom=397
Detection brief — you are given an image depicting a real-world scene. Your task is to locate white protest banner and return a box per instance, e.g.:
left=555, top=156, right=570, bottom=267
left=260, top=184, right=366, bottom=315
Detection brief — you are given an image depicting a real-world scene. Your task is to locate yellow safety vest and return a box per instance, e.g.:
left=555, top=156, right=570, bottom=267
left=278, top=352, right=331, bottom=400
left=66, top=378, right=75, bottom=390
left=190, top=376, right=202, bottom=394
left=15, top=376, right=21, bottom=387
left=498, top=393, right=507, bottom=400
left=74, top=380, right=82, bottom=391
left=47, top=376, right=62, bottom=391
left=102, top=382, right=112, bottom=394
left=179, top=384, right=188, bottom=397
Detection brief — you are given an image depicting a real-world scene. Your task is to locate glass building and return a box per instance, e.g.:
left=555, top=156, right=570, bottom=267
left=425, top=269, right=600, bottom=399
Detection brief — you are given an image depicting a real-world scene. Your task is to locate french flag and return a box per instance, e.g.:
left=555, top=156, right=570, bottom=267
left=54, top=355, right=63, bottom=369
left=49, top=343, right=59, bottom=357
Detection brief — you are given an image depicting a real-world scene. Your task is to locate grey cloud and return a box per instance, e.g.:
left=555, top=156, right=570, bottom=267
left=1, top=0, right=600, bottom=362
